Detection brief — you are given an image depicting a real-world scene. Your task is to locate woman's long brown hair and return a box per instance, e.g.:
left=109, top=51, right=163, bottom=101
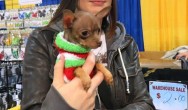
left=47, top=0, right=117, bottom=37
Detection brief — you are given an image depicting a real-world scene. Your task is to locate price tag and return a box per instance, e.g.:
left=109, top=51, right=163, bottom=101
left=149, top=81, right=187, bottom=110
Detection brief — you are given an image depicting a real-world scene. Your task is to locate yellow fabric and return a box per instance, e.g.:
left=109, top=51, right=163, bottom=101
left=8, top=105, right=20, bottom=110
left=141, top=0, right=188, bottom=51
left=5, top=0, right=34, bottom=9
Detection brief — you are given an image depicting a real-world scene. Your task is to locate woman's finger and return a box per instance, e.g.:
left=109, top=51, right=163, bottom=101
left=82, top=52, right=95, bottom=74
left=87, top=71, right=104, bottom=93
left=53, top=55, right=65, bottom=86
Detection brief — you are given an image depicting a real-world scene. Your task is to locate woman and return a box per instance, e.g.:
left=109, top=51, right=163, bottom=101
left=21, top=0, right=155, bottom=110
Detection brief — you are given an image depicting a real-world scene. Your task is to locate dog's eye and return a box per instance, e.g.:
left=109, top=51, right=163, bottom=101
left=82, top=31, right=89, bottom=36
left=80, top=31, right=89, bottom=39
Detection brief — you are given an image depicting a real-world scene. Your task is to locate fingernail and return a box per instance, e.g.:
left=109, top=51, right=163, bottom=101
left=56, top=54, right=64, bottom=63
left=60, top=54, right=65, bottom=60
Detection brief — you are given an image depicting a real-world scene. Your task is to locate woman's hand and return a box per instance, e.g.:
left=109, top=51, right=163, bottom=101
left=52, top=52, right=104, bottom=110
left=176, top=52, right=188, bottom=60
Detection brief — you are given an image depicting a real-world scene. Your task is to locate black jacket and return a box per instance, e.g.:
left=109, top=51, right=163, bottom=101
left=21, top=21, right=155, bottom=110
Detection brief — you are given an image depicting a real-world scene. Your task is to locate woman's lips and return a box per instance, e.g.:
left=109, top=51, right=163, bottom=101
left=90, top=1, right=106, bottom=6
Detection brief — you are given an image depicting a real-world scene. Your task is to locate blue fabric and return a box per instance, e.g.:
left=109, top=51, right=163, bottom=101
left=117, top=0, right=144, bottom=51
left=39, top=0, right=61, bottom=6
left=0, top=0, right=5, bottom=10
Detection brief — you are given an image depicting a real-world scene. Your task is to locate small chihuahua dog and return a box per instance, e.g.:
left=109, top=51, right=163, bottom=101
left=56, top=6, right=113, bottom=90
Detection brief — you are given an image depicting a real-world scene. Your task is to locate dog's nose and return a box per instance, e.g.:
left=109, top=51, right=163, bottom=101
left=97, top=41, right=102, bottom=47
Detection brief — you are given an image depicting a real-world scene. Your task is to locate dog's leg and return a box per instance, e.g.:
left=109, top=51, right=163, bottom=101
left=96, top=63, right=113, bottom=85
left=74, top=67, right=91, bottom=90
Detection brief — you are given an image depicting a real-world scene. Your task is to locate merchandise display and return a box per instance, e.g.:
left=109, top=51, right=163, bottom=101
left=0, top=4, right=58, bottom=109
left=0, top=5, right=58, bottom=29
left=0, top=60, right=22, bottom=109
left=0, top=5, right=58, bottom=61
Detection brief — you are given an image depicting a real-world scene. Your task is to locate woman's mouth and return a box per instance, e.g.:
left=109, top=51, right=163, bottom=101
left=90, top=1, right=106, bottom=6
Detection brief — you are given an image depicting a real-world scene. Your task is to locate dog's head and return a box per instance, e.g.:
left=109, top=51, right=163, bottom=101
left=62, top=6, right=111, bottom=49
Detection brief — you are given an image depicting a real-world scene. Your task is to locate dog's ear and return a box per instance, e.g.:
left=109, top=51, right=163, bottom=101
left=95, top=6, right=111, bottom=19
left=63, top=9, right=75, bottom=29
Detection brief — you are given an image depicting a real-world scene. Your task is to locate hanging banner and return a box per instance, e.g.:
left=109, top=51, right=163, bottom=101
left=19, top=0, right=42, bottom=5
left=149, top=81, right=187, bottom=110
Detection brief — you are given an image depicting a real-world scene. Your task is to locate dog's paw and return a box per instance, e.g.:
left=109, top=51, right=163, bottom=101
left=105, top=75, right=113, bottom=85
left=74, top=67, right=91, bottom=91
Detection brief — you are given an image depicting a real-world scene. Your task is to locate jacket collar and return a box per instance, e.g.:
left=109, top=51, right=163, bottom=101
left=106, top=22, right=132, bottom=51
